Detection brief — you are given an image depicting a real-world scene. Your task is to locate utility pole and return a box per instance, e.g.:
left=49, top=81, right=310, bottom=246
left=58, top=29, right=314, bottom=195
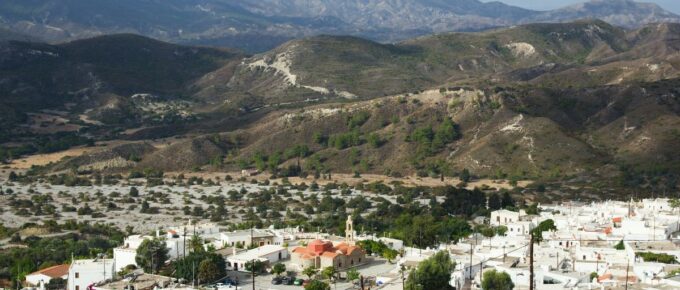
left=479, top=259, right=483, bottom=286
left=251, top=259, right=256, bottom=290
left=529, top=232, right=534, bottom=290
left=419, top=227, right=422, bottom=256
left=469, top=238, right=474, bottom=280
left=183, top=226, right=186, bottom=258
left=625, top=259, right=630, bottom=290
left=400, top=269, right=404, bottom=290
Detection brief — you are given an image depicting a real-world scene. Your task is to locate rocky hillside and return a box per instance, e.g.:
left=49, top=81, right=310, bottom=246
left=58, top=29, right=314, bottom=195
left=2, top=20, right=680, bottom=191
left=0, top=0, right=678, bottom=52
left=209, top=20, right=680, bottom=111
left=0, top=34, right=243, bottom=137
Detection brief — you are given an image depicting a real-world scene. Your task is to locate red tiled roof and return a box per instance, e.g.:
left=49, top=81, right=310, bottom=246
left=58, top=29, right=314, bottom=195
left=28, top=264, right=69, bottom=278
left=346, top=246, right=363, bottom=255
left=322, top=252, right=340, bottom=258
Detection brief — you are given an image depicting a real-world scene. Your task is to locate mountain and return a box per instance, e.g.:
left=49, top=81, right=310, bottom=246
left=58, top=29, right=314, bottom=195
left=531, top=0, right=680, bottom=28
left=0, top=34, right=243, bottom=138
left=0, top=21, right=673, bottom=191
left=1, top=0, right=678, bottom=53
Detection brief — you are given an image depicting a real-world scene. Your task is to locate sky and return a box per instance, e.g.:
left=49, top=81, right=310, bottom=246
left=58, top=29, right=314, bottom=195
left=484, top=0, right=680, bottom=14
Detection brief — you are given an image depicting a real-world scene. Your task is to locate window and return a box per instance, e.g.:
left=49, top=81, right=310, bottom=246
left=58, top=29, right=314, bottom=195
left=75, top=273, right=79, bottom=279
left=76, top=286, right=79, bottom=290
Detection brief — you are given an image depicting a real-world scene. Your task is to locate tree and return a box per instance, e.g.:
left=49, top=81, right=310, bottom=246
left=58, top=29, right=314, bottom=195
left=305, top=280, right=330, bottom=290
left=501, top=192, right=515, bottom=208
left=367, top=133, right=384, bottom=148
left=245, top=260, right=266, bottom=273
left=460, top=168, right=471, bottom=182
left=140, top=200, right=150, bottom=213
left=175, top=252, right=226, bottom=284
left=346, top=268, right=360, bottom=284
left=47, top=277, right=66, bottom=290
left=614, top=240, right=625, bottom=250
left=530, top=219, right=557, bottom=243
left=405, top=251, right=455, bottom=290
left=303, top=266, right=318, bottom=280
left=190, top=235, right=204, bottom=253
left=135, top=238, right=168, bottom=274
left=198, top=258, right=221, bottom=283
left=383, top=249, right=397, bottom=263
left=481, top=269, right=514, bottom=290
left=129, top=186, right=139, bottom=197
left=322, top=266, right=337, bottom=285
left=671, top=198, right=680, bottom=214
left=272, top=263, right=286, bottom=276
left=488, top=193, right=501, bottom=210
left=8, top=171, right=18, bottom=181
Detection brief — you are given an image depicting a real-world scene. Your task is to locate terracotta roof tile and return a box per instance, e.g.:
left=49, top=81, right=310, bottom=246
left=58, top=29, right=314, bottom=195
left=322, top=252, right=340, bottom=258
left=28, top=264, right=69, bottom=278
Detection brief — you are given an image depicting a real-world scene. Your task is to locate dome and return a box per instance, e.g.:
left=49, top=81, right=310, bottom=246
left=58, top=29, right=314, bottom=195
left=308, top=239, right=333, bottom=254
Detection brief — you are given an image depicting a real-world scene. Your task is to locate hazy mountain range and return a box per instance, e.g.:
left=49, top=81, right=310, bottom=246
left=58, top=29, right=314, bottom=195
left=1, top=0, right=679, bottom=52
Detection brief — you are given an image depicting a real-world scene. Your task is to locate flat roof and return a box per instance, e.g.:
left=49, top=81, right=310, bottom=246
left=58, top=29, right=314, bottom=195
left=71, top=259, right=113, bottom=269
left=227, top=245, right=286, bottom=261
left=95, top=274, right=174, bottom=290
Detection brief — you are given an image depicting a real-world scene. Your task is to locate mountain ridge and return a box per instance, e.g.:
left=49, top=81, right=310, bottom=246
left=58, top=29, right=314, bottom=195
left=2, top=20, right=680, bottom=191
left=1, top=0, right=678, bottom=52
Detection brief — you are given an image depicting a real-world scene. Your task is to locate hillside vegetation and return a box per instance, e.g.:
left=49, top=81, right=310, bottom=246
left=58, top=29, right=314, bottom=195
left=2, top=21, right=680, bottom=191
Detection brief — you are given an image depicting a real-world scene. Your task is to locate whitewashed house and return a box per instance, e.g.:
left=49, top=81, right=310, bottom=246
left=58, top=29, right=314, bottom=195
left=68, top=259, right=114, bottom=290
left=217, top=229, right=282, bottom=249
left=490, top=210, right=521, bottom=226
left=113, top=232, right=187, bottom=271
left=25, top=264, right=69, bottom=287
left=225, top=245, right=289, bottom=272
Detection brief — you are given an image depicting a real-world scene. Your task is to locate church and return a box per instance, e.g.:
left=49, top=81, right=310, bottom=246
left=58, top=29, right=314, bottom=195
left=291, top=216, right=367, bottom=270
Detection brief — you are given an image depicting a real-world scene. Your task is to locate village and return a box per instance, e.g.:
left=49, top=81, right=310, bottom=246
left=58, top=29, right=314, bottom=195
left=16, top=196, right=680, bottom=290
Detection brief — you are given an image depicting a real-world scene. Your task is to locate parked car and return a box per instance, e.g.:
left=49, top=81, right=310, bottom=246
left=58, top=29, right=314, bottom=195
left=281, top=276, right=293, bottom=285
left=271, top=277, right=282, bottom=285
left=293, top=278, right=304, bottom=286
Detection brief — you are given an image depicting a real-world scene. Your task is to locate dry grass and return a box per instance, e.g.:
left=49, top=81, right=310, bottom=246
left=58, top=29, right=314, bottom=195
left=169, top=171, right=531, bottom=190
left=24, top=113, right=82, bottom=134
left=8, top=147, right=99, bottom=169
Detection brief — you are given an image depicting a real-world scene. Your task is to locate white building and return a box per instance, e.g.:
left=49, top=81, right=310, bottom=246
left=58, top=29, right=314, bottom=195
left=490, top=209, right=521, bottom=226
left=25, top=264, right=69, bottom=287
left=113, top=232, right=187, bottom=271
left=379, top=237, right=404, bottom=251
left=217, top=229, right=283, bottom=249
left=68, top=259, right=114, bottom=290
left=226, top=245, right=289, bottom=272
left=506, top=221, right=533, bottom=237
